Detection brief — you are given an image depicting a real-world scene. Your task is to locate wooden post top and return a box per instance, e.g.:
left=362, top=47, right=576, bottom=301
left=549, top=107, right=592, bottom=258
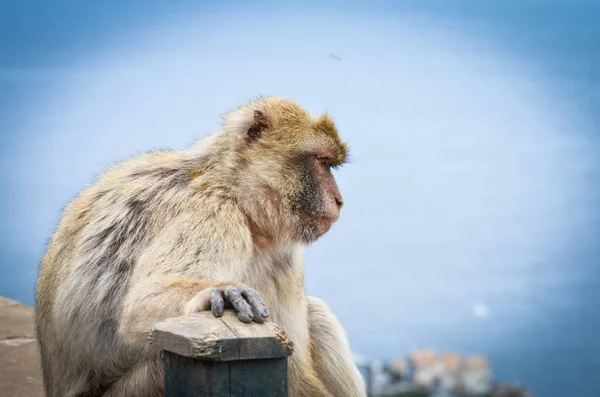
left=149, top=311, right=294, bottom=361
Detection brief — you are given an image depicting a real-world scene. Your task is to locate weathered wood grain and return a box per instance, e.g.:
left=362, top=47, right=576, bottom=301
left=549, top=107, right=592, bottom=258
left=149, top=312, right=239, bottom=360
left=221, top=313, right=294, bottom=360
left=149, top=310, right=293, bottom=361
left=153, top=310, right=293, bottom=396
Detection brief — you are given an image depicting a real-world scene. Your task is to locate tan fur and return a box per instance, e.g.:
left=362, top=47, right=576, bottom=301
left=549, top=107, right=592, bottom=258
left=35, top=96, right=366, bottom=397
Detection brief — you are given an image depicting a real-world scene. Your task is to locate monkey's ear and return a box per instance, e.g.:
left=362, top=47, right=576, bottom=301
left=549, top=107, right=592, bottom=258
left=245, top=110, right=270, bottom=141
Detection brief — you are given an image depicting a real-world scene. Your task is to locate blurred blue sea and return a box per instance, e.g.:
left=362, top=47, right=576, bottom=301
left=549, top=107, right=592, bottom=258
left=1, top=1, right=599, bottom=396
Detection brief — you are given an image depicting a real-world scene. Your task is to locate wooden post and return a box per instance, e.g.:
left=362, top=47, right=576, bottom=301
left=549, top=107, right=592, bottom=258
left=149, top=310, right=294, bottom=397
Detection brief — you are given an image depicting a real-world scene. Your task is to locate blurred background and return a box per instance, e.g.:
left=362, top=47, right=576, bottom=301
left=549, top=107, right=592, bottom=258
left=1, top=1, right=599, bottom=396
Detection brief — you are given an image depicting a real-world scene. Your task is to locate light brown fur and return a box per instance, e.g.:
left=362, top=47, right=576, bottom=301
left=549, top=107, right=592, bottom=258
left=35, top=96, right=366, bottom=397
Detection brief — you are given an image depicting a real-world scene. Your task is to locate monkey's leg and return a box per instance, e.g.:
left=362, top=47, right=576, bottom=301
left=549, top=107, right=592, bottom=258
left=307, top=296, right=367, bottom=397
left=101, top=358, right=163, bottom=397
left=289, top=357, right=335, bottom=397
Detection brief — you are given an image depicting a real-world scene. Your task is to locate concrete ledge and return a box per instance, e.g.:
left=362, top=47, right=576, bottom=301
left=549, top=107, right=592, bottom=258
left=0, top=297, right=43, bottom=397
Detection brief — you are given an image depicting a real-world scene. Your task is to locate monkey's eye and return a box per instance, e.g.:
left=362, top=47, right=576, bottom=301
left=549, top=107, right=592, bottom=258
left=316, top=155, right=332, bottom=168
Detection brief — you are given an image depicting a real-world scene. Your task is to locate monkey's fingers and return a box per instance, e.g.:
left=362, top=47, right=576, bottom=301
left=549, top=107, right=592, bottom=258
left=242, top=288, right=270, bottom=321
left=209, top=288, right=225, bottom=317
left=226, top=287, right=254, bottom=323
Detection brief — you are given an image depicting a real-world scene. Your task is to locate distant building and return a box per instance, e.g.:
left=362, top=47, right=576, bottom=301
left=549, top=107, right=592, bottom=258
left=439, top=353, right=462, bottom=390
left=393, top=358, right=409, bottom=376
left=407, top=350, right=445, bottom=389
left=460, top=356, right=492, bottom=395
left=398, top=351, right=492, bottom=395
left=362, top=351, right=522, bottom=397
left=370, top=360, right=394, bottom=396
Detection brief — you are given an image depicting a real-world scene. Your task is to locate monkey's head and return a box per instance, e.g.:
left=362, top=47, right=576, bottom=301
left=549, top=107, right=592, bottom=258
left=220, top=97, right=348, bottom=245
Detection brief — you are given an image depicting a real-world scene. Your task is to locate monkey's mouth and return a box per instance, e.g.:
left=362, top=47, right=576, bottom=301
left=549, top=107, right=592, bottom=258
left=312, top=215, right=337, bottom=236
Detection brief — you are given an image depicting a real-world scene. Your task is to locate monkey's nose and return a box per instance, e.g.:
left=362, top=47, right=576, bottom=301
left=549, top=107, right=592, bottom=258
left=334, top=195, right=344, bottom=209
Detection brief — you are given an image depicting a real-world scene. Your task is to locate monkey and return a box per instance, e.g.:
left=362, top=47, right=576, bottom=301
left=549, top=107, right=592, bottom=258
left=34, top=96, right=367, bottom=397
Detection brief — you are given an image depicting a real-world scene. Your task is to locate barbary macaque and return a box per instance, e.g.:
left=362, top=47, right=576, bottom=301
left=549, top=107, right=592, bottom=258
left=35, top=97, right=366, bottom=397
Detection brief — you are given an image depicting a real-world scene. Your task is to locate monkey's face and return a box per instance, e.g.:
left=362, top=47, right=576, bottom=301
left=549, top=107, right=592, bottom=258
left=230, top=100, right=348, bottom=245
left=240, top=104, right=348, bottom=243
left=289, top=151, right=344, bottom=243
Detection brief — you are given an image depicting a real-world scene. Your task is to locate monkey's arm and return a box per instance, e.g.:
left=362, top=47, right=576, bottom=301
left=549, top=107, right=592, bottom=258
left=118, top=273, right=210, bottom=344
left=117, top=211, right=269, bottom=344
left=119, top=274, right=269, bottom=344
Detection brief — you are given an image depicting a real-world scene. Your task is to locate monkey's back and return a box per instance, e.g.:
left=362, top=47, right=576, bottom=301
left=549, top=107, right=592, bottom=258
left=35, top=150, right=203, bottom=397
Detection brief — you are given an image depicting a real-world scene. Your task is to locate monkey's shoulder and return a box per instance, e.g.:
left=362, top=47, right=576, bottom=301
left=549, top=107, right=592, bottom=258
left=54, top=150, right=210, bottom=240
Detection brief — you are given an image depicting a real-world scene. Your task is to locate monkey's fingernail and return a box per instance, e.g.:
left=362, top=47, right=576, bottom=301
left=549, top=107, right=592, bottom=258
left=248, top=312, right=255, bottom=319
left=262, top=309, right=269, bottom=317
left=230, top=287, right=238, bottom=292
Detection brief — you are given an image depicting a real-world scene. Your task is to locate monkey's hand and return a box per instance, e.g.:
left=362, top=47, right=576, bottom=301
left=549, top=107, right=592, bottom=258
left=185, top=284, right=270, bottom=324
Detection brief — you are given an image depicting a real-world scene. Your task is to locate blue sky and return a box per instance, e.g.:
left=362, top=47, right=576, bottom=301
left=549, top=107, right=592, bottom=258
left=2, top=1, right=600, bottom=396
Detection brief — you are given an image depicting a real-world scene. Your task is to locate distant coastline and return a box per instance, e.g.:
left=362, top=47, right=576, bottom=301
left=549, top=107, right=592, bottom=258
left=357, top=350, right=532, bottom=396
